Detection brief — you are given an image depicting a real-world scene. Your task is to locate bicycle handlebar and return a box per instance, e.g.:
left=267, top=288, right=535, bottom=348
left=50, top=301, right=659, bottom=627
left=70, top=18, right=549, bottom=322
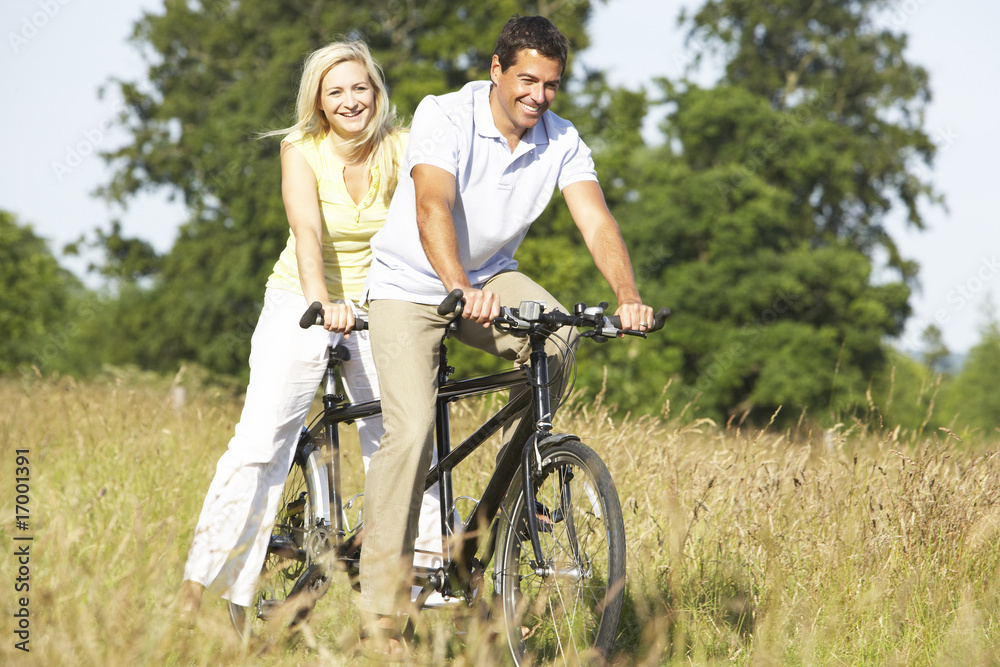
left=437, top=289, right=669, bottom=338
left=515, top=304, right=671, bottom=338
left=299, top=301, right=369, bottom=331
left=300, top=291, right=669, bottom=338
left=602, top=307, right=670, bottom=333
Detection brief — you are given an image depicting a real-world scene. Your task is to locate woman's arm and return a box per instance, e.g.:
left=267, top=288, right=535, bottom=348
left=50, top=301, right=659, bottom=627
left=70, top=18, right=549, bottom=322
left=281, top=141, right=355, bottom=333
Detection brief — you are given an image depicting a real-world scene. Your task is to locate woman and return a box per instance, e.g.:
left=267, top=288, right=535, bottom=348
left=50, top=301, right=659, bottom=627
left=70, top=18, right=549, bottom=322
left=177, top=40, right=442, bottom=631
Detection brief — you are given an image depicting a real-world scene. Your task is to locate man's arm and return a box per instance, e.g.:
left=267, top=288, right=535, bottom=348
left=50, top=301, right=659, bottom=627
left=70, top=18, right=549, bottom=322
left=563, top=180, right=654, bottom=330
left=412, top=163, right=500, bottom=325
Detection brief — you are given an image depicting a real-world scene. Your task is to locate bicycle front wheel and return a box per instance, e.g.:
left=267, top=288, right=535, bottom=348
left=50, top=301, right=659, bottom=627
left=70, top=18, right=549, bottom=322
left=494, top=438, right=626, bottom=665
left=230, top=434, right=332, bottom=639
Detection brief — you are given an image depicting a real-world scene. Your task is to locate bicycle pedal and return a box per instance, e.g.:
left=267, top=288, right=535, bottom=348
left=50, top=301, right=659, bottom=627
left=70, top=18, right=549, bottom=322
left=257, top=598, right=282, bottom=622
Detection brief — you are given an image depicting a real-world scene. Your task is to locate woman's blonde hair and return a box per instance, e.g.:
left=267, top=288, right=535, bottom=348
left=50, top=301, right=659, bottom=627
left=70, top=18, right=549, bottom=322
left=265, top=39, right=403, bottom=203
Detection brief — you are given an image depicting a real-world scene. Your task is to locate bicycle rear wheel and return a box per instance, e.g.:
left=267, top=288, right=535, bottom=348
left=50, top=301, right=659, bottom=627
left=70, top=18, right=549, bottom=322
left=230, top=434, right=332, bottom=639
left=494, top=438, right=626, bottom=665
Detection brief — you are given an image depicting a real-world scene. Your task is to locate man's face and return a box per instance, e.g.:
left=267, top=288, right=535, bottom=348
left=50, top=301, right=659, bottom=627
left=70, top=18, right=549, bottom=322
left=489, top=49, right=562, bottom=139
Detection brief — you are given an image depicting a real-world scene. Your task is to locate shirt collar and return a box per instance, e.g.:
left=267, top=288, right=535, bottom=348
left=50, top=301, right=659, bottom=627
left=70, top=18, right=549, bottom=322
left=473, top=82, right=550, bottom=149
left=473, top=83, right=501, bottom=140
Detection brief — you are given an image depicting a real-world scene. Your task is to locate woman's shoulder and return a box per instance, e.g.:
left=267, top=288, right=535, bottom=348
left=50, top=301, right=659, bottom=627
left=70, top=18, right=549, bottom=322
left=384, top=127, right=410, bottom=157
left=282, top=128, right=324, bottom=151
left=396, top=127, right=411, bottom=150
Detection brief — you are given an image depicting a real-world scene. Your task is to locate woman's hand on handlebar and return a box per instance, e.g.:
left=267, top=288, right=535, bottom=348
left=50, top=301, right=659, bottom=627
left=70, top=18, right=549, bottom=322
left=614, top=301, right=656, bottom=333
left=321, top=301, right=356, bottom=336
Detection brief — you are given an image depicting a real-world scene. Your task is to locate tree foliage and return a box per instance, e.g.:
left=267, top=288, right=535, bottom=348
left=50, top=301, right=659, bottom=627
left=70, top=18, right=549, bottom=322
left=90, top=0, right=944, bottom=426
left=602, top=0, right=939, bottom=421
left=943, top=303, right=1000, bottom=434
left=920, top=323, right=949, bottom=373
left=0, top=211, right=83, bottom=374
left=101, top=0, right=604, bottom=377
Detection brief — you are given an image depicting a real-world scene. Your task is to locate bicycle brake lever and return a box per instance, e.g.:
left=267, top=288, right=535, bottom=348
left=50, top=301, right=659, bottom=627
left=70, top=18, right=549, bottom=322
left=590, top=320, right=646, bottom=339
left=495, top=308, right=531, bottom=333
left=582, top=329, right=612, bottom=343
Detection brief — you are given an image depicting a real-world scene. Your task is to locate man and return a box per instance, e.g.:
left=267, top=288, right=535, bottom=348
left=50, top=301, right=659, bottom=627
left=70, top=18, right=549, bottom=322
left=359, top=15, right=654, bottom=654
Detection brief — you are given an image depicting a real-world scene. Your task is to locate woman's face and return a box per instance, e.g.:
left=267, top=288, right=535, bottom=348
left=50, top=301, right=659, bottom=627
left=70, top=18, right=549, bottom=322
left=318, top=60, right=374, bottom=138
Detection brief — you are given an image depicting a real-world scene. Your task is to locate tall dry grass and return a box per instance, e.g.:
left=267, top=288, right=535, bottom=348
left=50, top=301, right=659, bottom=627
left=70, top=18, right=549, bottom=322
left=1, top=369, right=999, bottom=665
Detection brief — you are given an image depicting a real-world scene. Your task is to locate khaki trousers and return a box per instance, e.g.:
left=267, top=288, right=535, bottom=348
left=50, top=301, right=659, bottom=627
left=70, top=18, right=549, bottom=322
left=360, top=271, right=573, bottom=615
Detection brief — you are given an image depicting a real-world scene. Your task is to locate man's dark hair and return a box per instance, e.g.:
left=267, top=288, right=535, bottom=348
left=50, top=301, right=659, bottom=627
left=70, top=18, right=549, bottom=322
left=493, top=15, right=569, bottom=73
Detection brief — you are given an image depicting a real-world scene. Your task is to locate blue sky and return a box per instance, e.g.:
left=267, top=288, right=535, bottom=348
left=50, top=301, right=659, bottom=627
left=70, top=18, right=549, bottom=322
left=2, top=0, right=997, bottom=354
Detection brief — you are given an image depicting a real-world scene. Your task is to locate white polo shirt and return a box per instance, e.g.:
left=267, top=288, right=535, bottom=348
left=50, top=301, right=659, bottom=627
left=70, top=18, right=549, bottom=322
left=365, top=80, right=598, bottom=304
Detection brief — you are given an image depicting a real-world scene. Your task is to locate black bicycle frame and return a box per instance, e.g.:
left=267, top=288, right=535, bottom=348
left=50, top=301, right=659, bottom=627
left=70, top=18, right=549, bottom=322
left=314, top=326, right=560, bottom=593
left=427, top=330, right=559, bottom=582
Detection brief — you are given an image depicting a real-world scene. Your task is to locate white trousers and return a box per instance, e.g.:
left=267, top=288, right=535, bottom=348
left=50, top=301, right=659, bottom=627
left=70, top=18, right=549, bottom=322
left=182, top=288, right=442, bottom=607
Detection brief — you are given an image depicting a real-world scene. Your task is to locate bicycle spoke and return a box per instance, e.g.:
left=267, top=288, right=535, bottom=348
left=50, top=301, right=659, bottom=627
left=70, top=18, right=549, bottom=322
left=234, top=439, right=332, bottom=639
left=497, top=440, right=625, bottom=664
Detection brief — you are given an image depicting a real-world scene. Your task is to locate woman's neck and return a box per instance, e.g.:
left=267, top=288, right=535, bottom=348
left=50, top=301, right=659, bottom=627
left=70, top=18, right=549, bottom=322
left=325, top=129, right=366, bottom=165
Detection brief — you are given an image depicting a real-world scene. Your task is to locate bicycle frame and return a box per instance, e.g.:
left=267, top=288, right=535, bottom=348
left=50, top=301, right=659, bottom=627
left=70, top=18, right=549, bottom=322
left=252, top=296, right=666, bottom=661
left=307, top=323, right=561, bottom=602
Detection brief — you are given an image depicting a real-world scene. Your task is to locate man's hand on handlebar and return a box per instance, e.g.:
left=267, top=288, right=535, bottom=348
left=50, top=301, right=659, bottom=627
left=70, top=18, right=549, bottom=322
left=438, top=289, right=668, bottom=336
left=614, top=301, right=656, bottom=333
left=457, top=287, right=501, bottom=328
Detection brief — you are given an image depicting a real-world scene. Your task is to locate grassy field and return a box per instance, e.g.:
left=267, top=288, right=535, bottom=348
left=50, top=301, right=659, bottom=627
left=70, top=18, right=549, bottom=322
left=1, top=368, right=999, bottom=665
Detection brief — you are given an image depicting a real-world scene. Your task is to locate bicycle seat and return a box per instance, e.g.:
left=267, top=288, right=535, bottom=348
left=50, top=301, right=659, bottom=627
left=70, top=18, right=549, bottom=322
left=330, top=344, right=351, bottom=362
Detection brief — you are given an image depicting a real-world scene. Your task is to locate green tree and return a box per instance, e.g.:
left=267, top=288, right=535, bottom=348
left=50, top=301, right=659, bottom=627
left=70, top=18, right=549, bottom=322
left=920, top=323, right=949, bottom=373
left=944, top=301, right=1000, bottom=435
left=101, top=0, right=606, bottom=378
left=0, top=211, right=83, bottom=374
left=65, top=220, right=161, bottom=284
left=868, top=347, right=943, bottom=433
left=607, top=0, right=938, bottom=421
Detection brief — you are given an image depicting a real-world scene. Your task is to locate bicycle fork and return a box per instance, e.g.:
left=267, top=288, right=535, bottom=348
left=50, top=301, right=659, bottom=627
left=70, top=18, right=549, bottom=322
left=520, top=334, right=575, bottom=575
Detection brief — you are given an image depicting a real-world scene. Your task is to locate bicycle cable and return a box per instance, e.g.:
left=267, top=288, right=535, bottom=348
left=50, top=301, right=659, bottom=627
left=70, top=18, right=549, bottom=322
left=529, top=325, right=579, bottom=416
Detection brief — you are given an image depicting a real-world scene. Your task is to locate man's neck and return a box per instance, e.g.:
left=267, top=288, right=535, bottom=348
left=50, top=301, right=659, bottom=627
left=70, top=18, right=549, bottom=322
left=488, top=86, right=525, bottom=153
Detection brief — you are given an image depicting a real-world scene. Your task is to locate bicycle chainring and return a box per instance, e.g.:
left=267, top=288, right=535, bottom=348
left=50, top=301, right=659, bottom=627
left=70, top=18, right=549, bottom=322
left=304, top=524, right=332, bottom=562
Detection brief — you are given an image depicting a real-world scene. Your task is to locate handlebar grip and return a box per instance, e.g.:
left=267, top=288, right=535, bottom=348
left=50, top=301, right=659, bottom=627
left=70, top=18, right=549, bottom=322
left=606, top=306, right=671, bottom=332
left=300, top=301, right=324, bottom=329
left=298, top=302, right=369, bottom=330
left=650, top=307, right=671, bottom=332
left=437, top=289, right=465, bottom=317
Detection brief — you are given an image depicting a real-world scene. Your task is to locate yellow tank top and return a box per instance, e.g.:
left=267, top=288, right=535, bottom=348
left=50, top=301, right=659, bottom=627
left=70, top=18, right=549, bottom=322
left=266, top=129, right=407, bottom=302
